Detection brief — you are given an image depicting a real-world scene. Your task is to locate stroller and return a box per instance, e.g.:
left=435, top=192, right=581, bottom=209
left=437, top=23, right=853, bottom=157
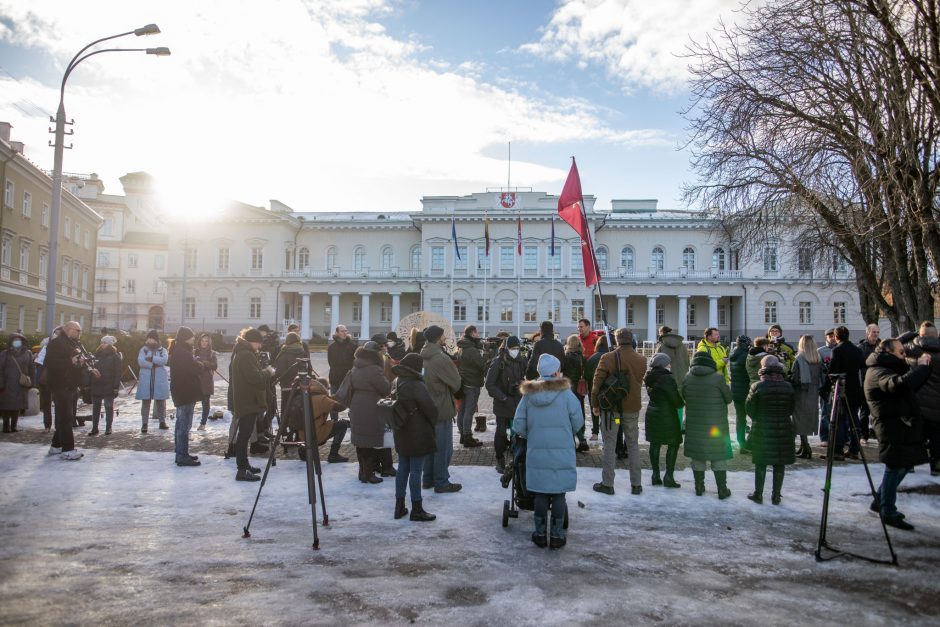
left=500, top=434, right=569, bottom=530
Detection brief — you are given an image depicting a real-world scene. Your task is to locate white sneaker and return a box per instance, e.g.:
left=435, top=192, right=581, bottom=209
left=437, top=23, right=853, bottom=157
left=60, top=450, right=84, bottom=461
left=48, top=446, right=62, bottom=456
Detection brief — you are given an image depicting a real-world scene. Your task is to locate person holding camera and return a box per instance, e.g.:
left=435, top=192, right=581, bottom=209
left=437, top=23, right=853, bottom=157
left=87, top=336, right=121, bottom=436
left=390, top=353, right=438, bottom=522
left=825, top=326, right=866, bottom=461
left=0, top=332, right=35, bottom=434
left=136, top=329, right=169, bottom=432
left=45, top=321, right=87, bottom=459
left=485, top=335, right=527, bottom=474
left=275, top=332, right=310, bottom=411
left=864, top=338, right=931, bottom=530
left=283, top=375, right=349, bottom=464
left=231, top=327, right=276, bottom=481
left=456, top=325, right=486, bottom=448
left=765, top=324, right=795, bottom=374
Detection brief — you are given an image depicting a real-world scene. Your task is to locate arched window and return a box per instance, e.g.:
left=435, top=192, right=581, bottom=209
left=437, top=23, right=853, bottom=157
left=595, top=246, right=608, bottom=271
left=651, top=246, right=664, bottom=272
left=325, top=246, right=337, bottom=270
left=297, top=247, right=309, bottom=270
left=712, top=247, right=726, bottom=271
left=353, top=246, right=366, bottom=272
left=410, top=245, right=421, bottom=270
left=381, top=246, right=393, bottom=271
left=682, top=246, right=695, bottom=270
left=620, top=246, right=635, bottom=272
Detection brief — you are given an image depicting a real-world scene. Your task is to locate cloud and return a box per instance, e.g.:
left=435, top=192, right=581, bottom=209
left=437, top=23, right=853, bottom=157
left=520, top=0, right=746, bottom=93
left=0, top=0, right=670, bottom=212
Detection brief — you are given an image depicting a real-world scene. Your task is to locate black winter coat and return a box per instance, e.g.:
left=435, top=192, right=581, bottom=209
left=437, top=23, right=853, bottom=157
left=864, top=351, right=931, bottom=467
left=644, top=365, right=684, bottom=446
left=456, top=336, right=487, bottom=387
left=194, top=345, right=217, bottom=396
left=728, top=344, right=751, bottom=402
left=88, top=346, right=121, bottom=399
left=44, top=334, right=82, bottom=393
left=347, top=347, right=392, bottom=448
left=525, top=337, right=566, bottom=380
left=169, top=343, right=204, bottom=406
left=485, top=350, right=527, bottom=418
left=903, top=336, right=940, bottom=424
left=562, top=350, right=585, bottom=394
left=0, top=348, right=35, bottom=411
left=745, top=365, right=796, bottom=466
left=327, top=336, right=358, bottom=387
left=391, top=365, right=437, bottom=458
left=828, top=341, right=866, bottom=407
left=231, top=337, right=271, bottom=416
left=274, top=344, right=309, bottom=388
left=583, top=348, right=608, bottom=399
left=681, top=354, right=733, bottom=461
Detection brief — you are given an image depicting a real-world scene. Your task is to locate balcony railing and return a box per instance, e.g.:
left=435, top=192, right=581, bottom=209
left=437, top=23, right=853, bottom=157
left=281, top=268, right=421, bottom=279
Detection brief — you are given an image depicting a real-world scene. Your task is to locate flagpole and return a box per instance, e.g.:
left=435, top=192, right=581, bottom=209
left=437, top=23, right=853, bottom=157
left=483, top=251, right=488, bottom=337
left=576, top=181, right=611, bottom=346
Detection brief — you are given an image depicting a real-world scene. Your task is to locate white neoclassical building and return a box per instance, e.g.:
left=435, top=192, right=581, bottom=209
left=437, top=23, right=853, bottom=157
left=161, top=190, right=865, bottom=344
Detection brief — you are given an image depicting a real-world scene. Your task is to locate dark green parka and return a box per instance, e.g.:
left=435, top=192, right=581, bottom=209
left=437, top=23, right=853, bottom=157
left=681, top=352, right=733, bottom=462
left=745, top=364, right=796, bottom=466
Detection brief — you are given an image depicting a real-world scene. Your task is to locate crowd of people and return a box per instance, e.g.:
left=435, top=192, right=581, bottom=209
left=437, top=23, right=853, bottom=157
left=2, top=314, right=938, bottom=545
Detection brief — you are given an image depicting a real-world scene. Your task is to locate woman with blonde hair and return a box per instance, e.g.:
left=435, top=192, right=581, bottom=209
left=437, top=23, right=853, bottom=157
left=561, top=334, right=589, bottom=452
left=790, top=335, right=822, bottom=459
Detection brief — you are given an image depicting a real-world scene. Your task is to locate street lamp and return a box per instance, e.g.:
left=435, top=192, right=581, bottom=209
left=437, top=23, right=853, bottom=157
left=45, top=25, right=169, bottom=336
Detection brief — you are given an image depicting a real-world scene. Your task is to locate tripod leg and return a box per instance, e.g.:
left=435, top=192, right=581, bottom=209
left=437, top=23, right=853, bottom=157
left=313, top=450, right=329, bottom=526
left=301, top=388, right=320, bottom=549
left=816, top=380, right=841, bottom=560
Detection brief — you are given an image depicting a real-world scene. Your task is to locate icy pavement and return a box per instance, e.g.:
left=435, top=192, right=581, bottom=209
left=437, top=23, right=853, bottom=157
left=0, top=442, right=938, bottom=625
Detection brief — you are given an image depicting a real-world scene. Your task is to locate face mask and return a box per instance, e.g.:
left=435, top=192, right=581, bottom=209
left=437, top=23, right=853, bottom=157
left=387, top=341, right=394, bottom=347
left=12, top=340, right=22, bottom=349
left=508, top=349, right=520, bottom=359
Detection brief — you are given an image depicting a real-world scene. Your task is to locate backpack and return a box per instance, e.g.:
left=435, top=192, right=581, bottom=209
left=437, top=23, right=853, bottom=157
left=596, top=352, right=631, bottom=413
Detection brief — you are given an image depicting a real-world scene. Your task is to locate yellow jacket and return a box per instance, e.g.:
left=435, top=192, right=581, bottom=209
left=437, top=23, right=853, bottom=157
left=695, top=338, right=729, bottom=383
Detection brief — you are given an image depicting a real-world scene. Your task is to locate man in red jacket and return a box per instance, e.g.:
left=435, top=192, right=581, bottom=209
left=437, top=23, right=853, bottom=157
left=577, top=319, right=598, bottom=359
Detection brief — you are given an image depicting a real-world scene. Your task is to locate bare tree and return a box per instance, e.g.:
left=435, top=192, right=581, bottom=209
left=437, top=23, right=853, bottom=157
left=683, top=0, right=940, bottom=332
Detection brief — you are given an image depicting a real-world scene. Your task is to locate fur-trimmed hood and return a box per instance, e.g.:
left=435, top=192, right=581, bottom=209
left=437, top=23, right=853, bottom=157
left=353, top=346, right=384, bottom=368
left=519, top=376, right=572, bottom=407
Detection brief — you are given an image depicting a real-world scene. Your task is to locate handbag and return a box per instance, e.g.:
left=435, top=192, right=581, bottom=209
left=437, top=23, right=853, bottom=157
left=576, top=378, right=588, bottom=396
left=9, top=352, right=32, bottom=387
left=382, top=426, right=395, bottom=448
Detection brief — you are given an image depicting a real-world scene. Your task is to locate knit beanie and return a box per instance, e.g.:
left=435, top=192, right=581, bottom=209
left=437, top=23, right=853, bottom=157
left=423, top=325, right=444, bottom=344
left=650, top=353, right=671, bottom=369
left=537, top=354, right=561, bottom=378
left=399, top=353, right=423, bottom=372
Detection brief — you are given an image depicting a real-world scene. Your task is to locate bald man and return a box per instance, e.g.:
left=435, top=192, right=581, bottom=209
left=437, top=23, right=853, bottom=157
left=45, top=321, right=86, bottom=459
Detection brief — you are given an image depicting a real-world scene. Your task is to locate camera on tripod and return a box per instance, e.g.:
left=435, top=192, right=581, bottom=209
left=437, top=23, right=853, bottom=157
left=258, top=351, right=271, bottom=369
left=292, top=358, right=313, bottom=385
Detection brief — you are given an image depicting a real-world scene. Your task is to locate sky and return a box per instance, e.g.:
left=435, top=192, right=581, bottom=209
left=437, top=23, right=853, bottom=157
left=0, top=0, right=746, bottom=215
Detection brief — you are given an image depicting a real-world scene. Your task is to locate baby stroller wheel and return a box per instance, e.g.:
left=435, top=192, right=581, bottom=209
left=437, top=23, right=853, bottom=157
left=502, top=500, right=510, bottom=528
left=297, top=445, right=306, bottom=461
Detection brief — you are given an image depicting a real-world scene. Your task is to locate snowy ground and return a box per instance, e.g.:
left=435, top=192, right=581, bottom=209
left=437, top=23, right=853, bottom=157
left=1, top=442, right=938, bottom=625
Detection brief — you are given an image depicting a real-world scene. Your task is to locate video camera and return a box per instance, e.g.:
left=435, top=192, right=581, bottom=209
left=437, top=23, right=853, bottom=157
left=291, top=358, right=313, bottom=385
left=258, top=351, right=272, bottom=369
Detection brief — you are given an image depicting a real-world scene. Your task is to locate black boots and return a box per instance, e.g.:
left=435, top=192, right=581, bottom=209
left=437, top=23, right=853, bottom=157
left=394, top=497, right=409, bottom=519
left=495, top=454, right=506, bottom=474
left=693, top=470, right=706, bottom=496
left=2, top=416, right=9, bottom=433
left=2, top=416, right=18, bottom=433
left=236, top=468, right=260, bottom=481
left=748, top=466, right=766, bottom=504
left=461, top=434, right=482, bottom=448
left=410, top=500, right=436, bottom=522
left=576, top=438, right=590, bottom=453
left=9, top=416, right=17, bottom=432
left=771, top=466, right=784, bottom=505
left=715, top=471, right=732, bottom=500
left=474, top=415, right=487, bottom=432
left=358, top=448, right=383, bottom=484
left=663, top=446, right=681, bottom=488
left=549, top=518, right=566, bottom=549
left=650, top=444, right=662, bottom=485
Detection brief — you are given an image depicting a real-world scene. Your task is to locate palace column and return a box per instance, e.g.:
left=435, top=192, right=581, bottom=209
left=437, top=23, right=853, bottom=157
left=678, top=295, right=689, bottom=340
left=329, top=292, right=340, bottom=334
left=300, top=291, right=311, bottom=340
left=617, top=295, right=627, bottom=329
left=360, top=292, right=371, bottom=339
left=391, top=292, right=401, bottom=331
left=647, top=295, right=659, bottom=343
left=709, top=295, right=719, bottom=329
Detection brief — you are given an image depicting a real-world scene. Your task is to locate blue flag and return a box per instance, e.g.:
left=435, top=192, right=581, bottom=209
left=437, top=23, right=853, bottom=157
left=550, top=214, right=555, bottom=257
left=452, top=217, right=461, bottom=260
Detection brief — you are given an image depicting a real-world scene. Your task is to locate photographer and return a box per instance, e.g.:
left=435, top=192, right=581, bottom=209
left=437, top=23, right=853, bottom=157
left=45, top=321, right=88, bottom=460
left=257, top=325, right=279, bottom=440
left=485, top=336, right=527, bottom=473
left=864, top=338, right=931, bottom=530
left=826, top=326, right=866, bottom=461
left=87, top=336, right=121, bottom=436
left=456, top=325, right=485, bottom=448
left=274, top=332, right=309, bottom=411
left=231, top=327, right=275, bottom=482
left=765, top=324, right=795, bottom=374
left=282, top=375, right=349, bottom=464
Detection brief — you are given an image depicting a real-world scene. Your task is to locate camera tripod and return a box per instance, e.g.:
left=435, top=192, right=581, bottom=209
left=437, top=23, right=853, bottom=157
left=815, top=374, right=898, bottom=565
left=242, top=374, right=329, bottom=549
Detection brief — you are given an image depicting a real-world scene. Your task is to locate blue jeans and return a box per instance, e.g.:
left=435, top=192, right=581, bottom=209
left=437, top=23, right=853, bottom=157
left=456, top=386, right=480, bottom=435
left=423, top=420, right=453, bottom=488
left=396, top=455, right=426, bottom=501
left=92, top=396, right=114, bottom=430
left=174, top=403, right=196, bottom=462
left=878, top=465, right=911, bottom=519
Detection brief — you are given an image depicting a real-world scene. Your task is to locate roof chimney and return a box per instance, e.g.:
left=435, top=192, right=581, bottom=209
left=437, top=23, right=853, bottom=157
left=10, top=141, right=24, bottom=154
left=0, top=122, right=11, bottom=143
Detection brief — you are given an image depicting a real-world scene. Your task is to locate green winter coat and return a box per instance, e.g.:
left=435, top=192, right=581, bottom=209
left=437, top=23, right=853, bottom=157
left=681, top=352, right=733, bottom=462
left=655, top=333, right=691, bottom=384
left=745, top=365, right=796, bottom=466
left=456, top=336, right=486, bottom=387
left=420, top=342, right=462, bottom=424
left=231, top=337, right=272, bottom=416
left=746, top=348, right=767, bottom=385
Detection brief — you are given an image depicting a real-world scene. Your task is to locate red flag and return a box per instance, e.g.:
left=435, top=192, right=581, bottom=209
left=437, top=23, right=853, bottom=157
left=516, top=214, right=522, bottom=255
left=557, top=158, right=598, bottom=287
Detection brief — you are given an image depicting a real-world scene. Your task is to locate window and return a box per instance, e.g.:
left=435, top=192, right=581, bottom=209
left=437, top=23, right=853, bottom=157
left=410, top=245, right=421, bottom=270
left=656, top=302, right=665, bottom=325
left=41, top=203, right=49, bottom=228
left=72, top=262, right=80, bottom=288
left=477, top=299, right=490, bottom=322
left=154, top=255, right=165, bottom=270
left=184, top=297, right=196, bottom=319
left=571, top=299, right=585, bottom=322
left=82, top=268, right=88, bottom=294
left=547, top=246, right=561, bottom=273
left=101, top=217, right=113, bottom=236
left=250, top=247, right=263, bottom=271
left=0, top=303, right=5, bottom=329
left=524, top=299, right=537, bottom=322
left=718, top=304, right=727, bottom=326
left=74, top=223, right=80, bottom=242
left=380, top=301, right=392, bottom=323
left=3, top=180, right=11, bottom=207
left=523, top=245, right=537, bottom=276
left=430, top=298, right=444, bottom=316
left=152, top=280, right=162, bottom=294
left=712, top=247, right=726, bottom=271
left=797, top=248, right=813, bottom=275
left=626, top=302, right=634, bottom=325
left=380, top=247, right=393, bottom=272
left=64, top=217, right=71, bottom=240
left=431, top=246, right=444, bottom=272
left=682, top=247, right=695, bottom=271
left=97, top=252, right=110, bottom=267
left=61, top=260, right=69, bottom=286
left=84, top=232, right=90, bottom=249
left=0, top=236, right=9, bottom=266
left=249, top=297, right=262, bottom=319
left=833, top=254, right=848, bottom=274
left=500, top=300, right=513, bottom=322
left=185, top=248, right=197, bottom=273
left=799, top=301, right=813, bottom=324
left=764, top=301, right=778, bottom=324
left=19, top=242, right=29, bottom=272
left=833, top=301, right=847, bottom=325
left=36, top=308, right=42, bottom=331
left=96, top=307, right=106, bottom=322
left=453, top=299, right=467, bottom=322
left=326, top=246, right=337, bottom=270
left=570, top=245, right=583, bottom=274
left=763, top=245, right=778, bottom=274
left=22, top=191, right=31, bottom=218
left=217, top=297, right=229, bottom=319
left=595, top=246, right=608, bottom=271
left=547, top=299, right=560, bottom=323
left=651, top=246, right=664, bottom=272
left=39, top=251, right=46, bottom=277
left=298, top=247, right=310, bottom=269
left=126, top=279, right=136, bottom=294
left=687, top=302, right=696, bottom=326
left=621, top=246, right=635, bottom=272
left=353, top=246, right=366, bottom=273
left=217, top=248, right=229, bottom=273
left=128, top=253, right=138, bottom=268
left=352, top=301, right=362, bottom=322
left=500, top=246, right=515, bottom=276
left=323, top=303, right=331, bottom=323
left=454, top=246, right=468, bottom=273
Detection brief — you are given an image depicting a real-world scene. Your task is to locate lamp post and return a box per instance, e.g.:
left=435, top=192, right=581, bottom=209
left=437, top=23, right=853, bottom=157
left=45, top=24, right=169, bottom=336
